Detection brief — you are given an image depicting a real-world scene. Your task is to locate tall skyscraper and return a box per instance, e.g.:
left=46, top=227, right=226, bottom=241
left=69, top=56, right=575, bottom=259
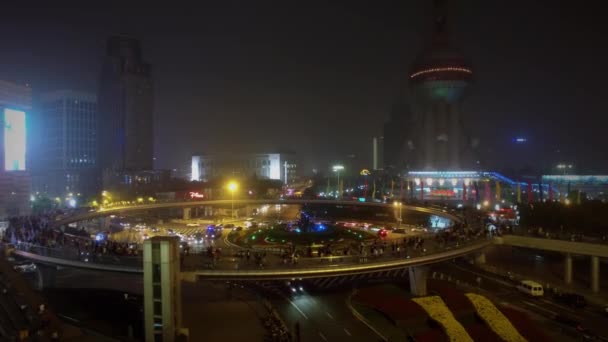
left=406, top=0, right=475, bottom=170
left=32, top=90, right=99, bottom=198
left=98, top=36, right=154, bottom=176
left=382, top=100, right=410, bottom=172
left=0, top=79, right=32, bottom=217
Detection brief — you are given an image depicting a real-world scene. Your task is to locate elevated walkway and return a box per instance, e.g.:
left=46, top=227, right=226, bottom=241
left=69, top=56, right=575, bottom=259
left=494, top=235, right=608, bottom=258
left=9, top=239, right=491, bottom=280
left=52, top=199, right=462, bottom=228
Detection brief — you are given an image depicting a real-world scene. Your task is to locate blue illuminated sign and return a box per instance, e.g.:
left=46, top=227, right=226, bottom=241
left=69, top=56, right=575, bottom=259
left=3, top=109, right=26, bottom=171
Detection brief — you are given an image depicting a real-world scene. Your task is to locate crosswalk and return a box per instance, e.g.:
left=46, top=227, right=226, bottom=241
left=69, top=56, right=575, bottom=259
left=309, top=268, right=411, bottom=289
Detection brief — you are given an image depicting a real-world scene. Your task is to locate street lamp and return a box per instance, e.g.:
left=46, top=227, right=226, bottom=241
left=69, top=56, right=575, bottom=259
left=332, top=165, right=344, bottom=199
left=227, top=181, right=238, bottom=218
left=394, top=201, right=403, bottom=228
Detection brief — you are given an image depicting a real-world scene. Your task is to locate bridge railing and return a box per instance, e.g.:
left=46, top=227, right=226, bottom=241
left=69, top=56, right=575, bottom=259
left=9, top=235, right=490, bottom=273
left=180, top=236, right=488, bottom=272
left=11, top=242, right=143, bottom=268
left=504, top=227, right=608, bottom=245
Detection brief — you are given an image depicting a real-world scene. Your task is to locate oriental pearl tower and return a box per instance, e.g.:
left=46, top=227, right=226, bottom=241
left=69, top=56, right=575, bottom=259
left=406, top=0, right=475, bottom=170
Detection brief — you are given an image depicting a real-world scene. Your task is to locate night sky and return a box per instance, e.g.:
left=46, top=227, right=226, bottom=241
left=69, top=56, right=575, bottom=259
left=1, top=1, right=607, bottom=176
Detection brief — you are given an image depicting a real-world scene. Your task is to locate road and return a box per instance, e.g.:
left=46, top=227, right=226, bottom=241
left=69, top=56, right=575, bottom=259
left=264, top=284, right=382, bottom=342
left=432, top=260, right=608, bottom=341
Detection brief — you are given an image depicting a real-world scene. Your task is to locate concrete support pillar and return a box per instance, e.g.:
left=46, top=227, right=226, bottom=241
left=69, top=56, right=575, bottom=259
left=36, top=264, right=56, bottom=290
left=564, top=253, right=573, bottom=285
left=98, top=217, right=110, bottom=230
left=409, top=266, right=429, bottom=296
left=591, top=255, right=600, bottom=293
left=474, top=252, right=486, bottom=265
left=183, top=208, right=191, bottom=220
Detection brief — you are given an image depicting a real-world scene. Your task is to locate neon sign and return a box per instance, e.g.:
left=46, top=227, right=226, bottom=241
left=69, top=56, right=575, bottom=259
left=430, top=189, right=456, bottom=197
left=189, top=192, right=204, bottom=199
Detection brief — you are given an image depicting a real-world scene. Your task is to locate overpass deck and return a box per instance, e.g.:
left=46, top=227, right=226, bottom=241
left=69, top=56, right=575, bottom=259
left=495, top=235, right=608, bottom=258
left=10, top=239, right=491, bottom=280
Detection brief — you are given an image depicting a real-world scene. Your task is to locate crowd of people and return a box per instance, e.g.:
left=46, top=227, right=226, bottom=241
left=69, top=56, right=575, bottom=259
left=2, top=212, right=143, bottom=264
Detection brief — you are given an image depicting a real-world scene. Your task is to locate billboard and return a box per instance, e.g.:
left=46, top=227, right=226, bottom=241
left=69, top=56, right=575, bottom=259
left=3, top=108, right=26, bottom=171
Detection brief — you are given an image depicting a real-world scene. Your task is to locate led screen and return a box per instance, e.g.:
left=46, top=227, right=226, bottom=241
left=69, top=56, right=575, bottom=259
left=4, top=108, right=26, bottom=171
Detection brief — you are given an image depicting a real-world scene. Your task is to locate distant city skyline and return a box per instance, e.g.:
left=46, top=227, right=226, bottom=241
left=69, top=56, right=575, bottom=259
left=1, top=1, right=607, bottom=175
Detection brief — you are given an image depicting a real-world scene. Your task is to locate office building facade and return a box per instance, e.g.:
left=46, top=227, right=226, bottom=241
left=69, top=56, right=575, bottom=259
left=98, top=36, right=154, bottom=178
left=191, top=153, right=297, bottom=184
left=0, top=80, right=32, bottom=217
left=32, top=90, right=99, bottom=198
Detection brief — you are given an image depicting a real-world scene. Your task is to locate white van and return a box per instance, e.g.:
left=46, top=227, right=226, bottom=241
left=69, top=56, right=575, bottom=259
left=516, top=280, right=544, bottom=296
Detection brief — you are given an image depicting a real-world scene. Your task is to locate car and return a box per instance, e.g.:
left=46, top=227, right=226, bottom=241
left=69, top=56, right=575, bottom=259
left=285, top=281, right=304, bottom=295
left=13, top=263, right=37, bottom=273
left=516, top=280, right=544, bottom=296
left=225, top=224, right=235, bottom=229
left=233, top=226, right=243, bottom=232
left=554, top=292, right=587, bottom=308
left=191, top=233, right=204, bottom=244
left=553, top=315, right=596, bottom=340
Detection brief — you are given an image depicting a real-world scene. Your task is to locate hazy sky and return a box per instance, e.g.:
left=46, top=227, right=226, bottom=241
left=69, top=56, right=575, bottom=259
left=1, top=1, right=607, bottom=175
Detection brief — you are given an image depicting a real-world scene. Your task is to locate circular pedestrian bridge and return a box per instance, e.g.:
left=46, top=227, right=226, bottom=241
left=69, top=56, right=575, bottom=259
left=11, top=199, right=491, bottom=280
left=53, top=199, right=463, bottom=227
left=10, top=238, right=491, bottom=281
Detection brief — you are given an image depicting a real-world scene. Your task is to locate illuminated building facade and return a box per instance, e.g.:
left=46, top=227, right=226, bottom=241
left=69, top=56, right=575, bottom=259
left=32, top=90, right=99, bottom=198
left=0, top=80, right=32, bottom=217
left=191, top=153, right=297, bottom=184
left=406, top=170, right=552, bottom=203
left=542, top=175, right=608, bottom=200
left=98, top=36, right=154, bottom=178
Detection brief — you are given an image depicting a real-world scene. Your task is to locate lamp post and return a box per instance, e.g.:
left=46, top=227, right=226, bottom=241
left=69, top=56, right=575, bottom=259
left=228, top=181, right=238, bottom=218
left=332, top=165, right=344, bottom=199
left=394, top=201, right=402, bottom=228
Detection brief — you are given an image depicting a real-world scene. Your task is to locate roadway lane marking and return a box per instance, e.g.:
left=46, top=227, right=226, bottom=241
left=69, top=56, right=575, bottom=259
left=538, top=298, right=581, bottom=315
left=521, top=300, right=558, bottom=316
left=286, top=297, right=309, bottom=320
left=346, top=291, right=388, bottom=341
left=326, top=312, right=334, bottom=320
left=344, top=328, right=352, bottom=336
left=319, top=332, right=328, bottom=341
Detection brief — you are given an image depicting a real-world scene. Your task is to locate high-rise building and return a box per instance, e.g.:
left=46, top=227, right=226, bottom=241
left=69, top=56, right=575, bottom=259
left=191, top=153, right=298, bottom=184
left=98, top=36, right=154, bottom=178
left=32, top=90, right=98, bottom=198
left=0, top=79, right=32, bottom=217
left=372, top=136, right=384, bottom=171
left=382, top=100, right=410, bottom=172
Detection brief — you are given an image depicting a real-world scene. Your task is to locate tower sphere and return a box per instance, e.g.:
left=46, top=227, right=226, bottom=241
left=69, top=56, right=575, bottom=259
left=409, top=15, right=472, bottom=103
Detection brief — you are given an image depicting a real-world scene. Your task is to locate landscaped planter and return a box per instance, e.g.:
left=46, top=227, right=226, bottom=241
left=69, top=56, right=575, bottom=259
left=499, top=306, right=549, bottom=342
left=412, top=296, right=473, bottom=342
left=465, top=293, right=527, bottom=342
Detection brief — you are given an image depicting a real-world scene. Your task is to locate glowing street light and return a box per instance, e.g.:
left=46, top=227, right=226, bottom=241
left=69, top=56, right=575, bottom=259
left=332, top=165, right=344, bottom=199
left=137, top=197, right=144, bottom=203
left=227, top=181, right=238, bottom=218
left=394, top=201, right=403, bottom=228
